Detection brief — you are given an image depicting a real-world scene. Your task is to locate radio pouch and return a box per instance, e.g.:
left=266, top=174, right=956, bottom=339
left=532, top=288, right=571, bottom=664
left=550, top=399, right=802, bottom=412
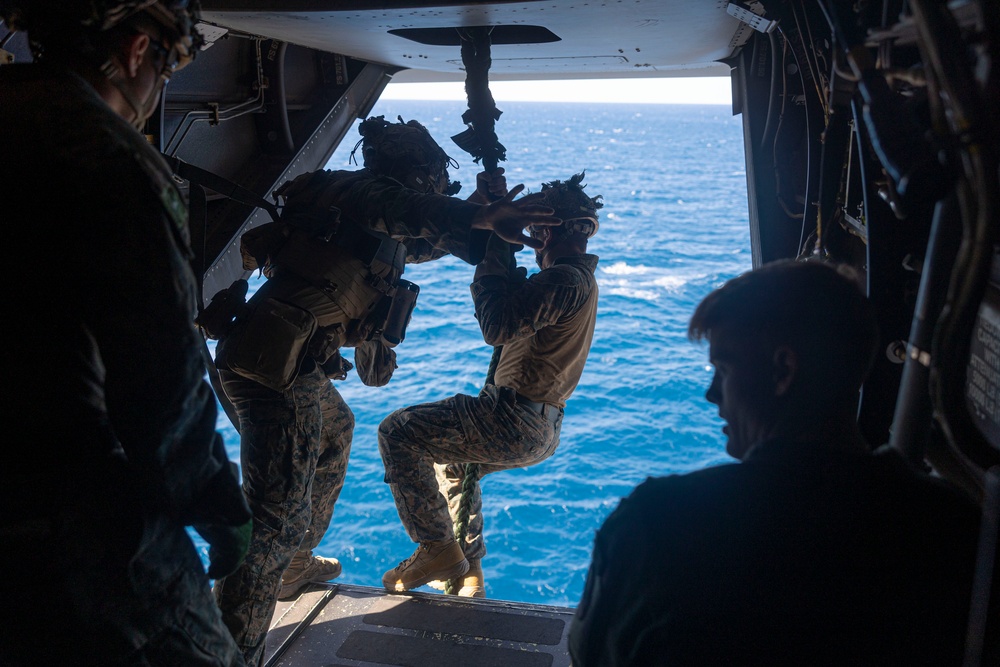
left=380, top=279, right=420, bottom=347
left=216, top=297, right=317, bottom=392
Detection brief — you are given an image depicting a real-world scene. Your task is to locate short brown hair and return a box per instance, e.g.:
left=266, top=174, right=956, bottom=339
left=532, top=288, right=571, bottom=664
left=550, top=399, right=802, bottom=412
left=689, top=259, right=879, bottom=401
left=534, top=172, right=603, bottom=239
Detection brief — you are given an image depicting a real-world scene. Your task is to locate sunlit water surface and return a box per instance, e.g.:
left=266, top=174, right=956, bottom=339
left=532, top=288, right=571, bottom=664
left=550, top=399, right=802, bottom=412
left=198, top=100, right=751, bottom=607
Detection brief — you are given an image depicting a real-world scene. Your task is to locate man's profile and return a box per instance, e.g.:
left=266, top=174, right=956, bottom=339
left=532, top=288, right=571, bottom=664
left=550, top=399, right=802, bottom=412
left=568, top=259, right=988, bottom=666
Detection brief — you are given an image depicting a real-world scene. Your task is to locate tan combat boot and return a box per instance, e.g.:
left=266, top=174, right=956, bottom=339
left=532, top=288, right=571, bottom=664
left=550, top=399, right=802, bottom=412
left=279, top=551, right=342, bottom=600
left=382, top=539, right=469, bottom=592
left=429, top=558, right=485, bottom=598
left=453, top=558, right=485, bottom=597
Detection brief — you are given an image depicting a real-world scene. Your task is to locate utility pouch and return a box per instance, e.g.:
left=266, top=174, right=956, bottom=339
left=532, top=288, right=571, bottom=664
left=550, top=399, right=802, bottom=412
left=215, top=297, right=317, bottom=392
left=380, top=279, right=419, bottom=347
left=355, top=339, right=397, bottom=387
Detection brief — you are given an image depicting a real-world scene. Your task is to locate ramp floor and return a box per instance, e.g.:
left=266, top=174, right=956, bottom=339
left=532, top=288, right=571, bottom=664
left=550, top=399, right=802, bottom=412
left=263, top=583, right=575, bottom=667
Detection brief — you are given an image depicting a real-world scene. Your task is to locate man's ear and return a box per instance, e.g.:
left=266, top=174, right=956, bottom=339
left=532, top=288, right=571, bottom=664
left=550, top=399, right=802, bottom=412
left=772, top=345, right=798, bottom=397
left=122, top=32, right=151, bottom=78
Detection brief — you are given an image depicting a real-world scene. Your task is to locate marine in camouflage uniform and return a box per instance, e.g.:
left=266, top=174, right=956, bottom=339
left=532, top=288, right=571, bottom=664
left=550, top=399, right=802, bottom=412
left=0, top=2, right=251, bottom=665
left=212, top=117, right=559, bottom=666
left=379, top=173, right=602, bottom=596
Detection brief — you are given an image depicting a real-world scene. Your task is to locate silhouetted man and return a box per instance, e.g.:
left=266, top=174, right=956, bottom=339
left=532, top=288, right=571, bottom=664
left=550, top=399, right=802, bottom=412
left=569, top=259, right=990, bottom=666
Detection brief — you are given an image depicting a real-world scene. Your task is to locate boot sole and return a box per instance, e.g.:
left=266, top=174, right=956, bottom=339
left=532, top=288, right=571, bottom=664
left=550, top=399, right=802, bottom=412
left=386, top=558, right=470, bottom=592
left=425, top=580, right=485, bottom=597
left=277, top=579, right=312, bottom=601
left=458, top=585, right=485, bottom=598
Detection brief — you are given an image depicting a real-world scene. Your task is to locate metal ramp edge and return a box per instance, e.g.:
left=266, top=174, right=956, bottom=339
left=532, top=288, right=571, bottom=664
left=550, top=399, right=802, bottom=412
left=263, top=583, right=576, bottom=667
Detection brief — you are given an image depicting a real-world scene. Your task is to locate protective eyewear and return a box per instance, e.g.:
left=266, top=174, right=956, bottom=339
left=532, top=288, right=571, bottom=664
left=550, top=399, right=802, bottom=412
left=529, top=216, right=599, bottom=241
left=528, top=225, right=550, bottom=241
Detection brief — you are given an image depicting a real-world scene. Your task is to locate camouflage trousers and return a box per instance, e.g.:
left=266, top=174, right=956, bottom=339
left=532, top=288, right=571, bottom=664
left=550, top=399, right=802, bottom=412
left=0, top=453, right=244, bottom=666
left=214, top=362, right=353, bottom=667
left=378, top=384, right=563, bottom=560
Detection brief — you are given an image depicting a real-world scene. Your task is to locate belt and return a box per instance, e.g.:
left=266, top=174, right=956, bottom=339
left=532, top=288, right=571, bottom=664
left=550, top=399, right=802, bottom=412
left=515, top=392, right=560, bottom=420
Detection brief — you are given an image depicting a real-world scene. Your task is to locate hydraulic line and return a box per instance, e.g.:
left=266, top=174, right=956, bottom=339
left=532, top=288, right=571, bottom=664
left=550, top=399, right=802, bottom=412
left=887, top=194, right=961, bottom=467
left=759, top=30, right=781, bottom=151
left=911, top=0, right=1000, bottom=480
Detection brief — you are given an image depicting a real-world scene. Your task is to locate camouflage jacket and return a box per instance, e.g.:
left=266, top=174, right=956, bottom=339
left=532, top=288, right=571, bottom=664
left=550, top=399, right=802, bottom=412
left=288, top=168, right=490, bottom=265
left=1, top=64, right=243, bottom=525
left=471, top=240, right=600, bottom=407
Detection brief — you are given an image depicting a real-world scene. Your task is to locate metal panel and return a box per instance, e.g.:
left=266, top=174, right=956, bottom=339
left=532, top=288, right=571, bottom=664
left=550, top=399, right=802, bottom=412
left=263, top=584, right=575, bottom=667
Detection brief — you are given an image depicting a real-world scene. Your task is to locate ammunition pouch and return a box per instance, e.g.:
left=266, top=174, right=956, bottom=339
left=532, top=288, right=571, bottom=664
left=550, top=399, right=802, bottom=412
left=267, top=212, right=420, bottom=344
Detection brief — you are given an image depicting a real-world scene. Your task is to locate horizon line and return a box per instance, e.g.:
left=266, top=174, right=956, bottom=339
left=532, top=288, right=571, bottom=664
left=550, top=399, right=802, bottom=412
left=380, top=77, right=733, bottom=106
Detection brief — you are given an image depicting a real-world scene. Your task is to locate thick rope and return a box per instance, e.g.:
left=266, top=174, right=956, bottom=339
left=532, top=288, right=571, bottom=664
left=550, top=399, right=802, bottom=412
left=446, top=25, right=501, bottom=596
left=452, top=26, right=506, bottom=173
left=445, top=462, right=480, bottom=594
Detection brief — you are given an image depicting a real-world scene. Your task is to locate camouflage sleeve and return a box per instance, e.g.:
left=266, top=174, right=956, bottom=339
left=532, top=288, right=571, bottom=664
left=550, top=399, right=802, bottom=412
left=332, top=173, right=489, bottom=264
left=86, top=146, right=235, bottom=522
left=470, top=263, right=593, bottom=346
left=402, top=237, right=448, bottom=264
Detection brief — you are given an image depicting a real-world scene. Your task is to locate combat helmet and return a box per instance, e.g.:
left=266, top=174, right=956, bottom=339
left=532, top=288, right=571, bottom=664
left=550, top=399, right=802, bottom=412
left=351, top=115, right=462, bottom=196
left=531, top=172, right=603, bottom=239
left=0, top=0, right=203, bottom=71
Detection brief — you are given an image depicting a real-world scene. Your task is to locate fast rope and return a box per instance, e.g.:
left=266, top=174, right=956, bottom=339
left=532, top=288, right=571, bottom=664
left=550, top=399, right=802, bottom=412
left=446, top=25, right=506, bottom=595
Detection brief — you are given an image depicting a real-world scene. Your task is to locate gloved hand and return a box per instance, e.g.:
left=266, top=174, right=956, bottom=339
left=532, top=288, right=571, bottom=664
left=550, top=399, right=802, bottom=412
left=320, top=349, right=354, bottom=381
left=470, top=184, right=560, bottom=248
left=182, top=449, right=252, bottom=527
left=468, top=167, right=507, bottom=204
left=193, top=519, right=252, bottom=579
left=182, top=439, right=254, bottom=579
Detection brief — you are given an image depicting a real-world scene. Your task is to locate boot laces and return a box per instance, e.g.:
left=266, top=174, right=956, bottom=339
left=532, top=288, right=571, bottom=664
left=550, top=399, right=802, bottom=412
left=395, top=543, right=435, bottom=570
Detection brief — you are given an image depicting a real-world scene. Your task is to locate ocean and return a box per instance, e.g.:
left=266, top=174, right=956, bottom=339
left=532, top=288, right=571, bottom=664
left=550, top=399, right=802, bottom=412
left=201, top=99, right=751, bottom=608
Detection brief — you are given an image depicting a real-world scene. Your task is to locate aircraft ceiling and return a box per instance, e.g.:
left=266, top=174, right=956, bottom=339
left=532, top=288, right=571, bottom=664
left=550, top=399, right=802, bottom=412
left=200, top=0, right=751, bottom=82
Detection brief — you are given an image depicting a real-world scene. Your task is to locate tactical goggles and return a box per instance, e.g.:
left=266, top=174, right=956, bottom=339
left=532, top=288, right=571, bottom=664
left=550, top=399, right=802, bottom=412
left=529, top=216, right=599, bottom=240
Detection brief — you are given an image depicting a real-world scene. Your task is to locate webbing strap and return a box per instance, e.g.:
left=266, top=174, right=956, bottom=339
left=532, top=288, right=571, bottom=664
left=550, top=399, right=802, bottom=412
left=162, top=155, right=265, bottom=435
left=162, top=154, right=281, bottom=224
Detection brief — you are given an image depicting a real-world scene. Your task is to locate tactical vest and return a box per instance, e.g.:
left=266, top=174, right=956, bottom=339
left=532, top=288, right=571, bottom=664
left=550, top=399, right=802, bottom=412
left=215, top=170, right=418, bottom=392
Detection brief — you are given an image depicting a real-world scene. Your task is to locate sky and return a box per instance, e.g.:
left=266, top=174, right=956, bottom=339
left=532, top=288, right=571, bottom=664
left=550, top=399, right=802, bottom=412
left=379, top=76, right=732, bottom=105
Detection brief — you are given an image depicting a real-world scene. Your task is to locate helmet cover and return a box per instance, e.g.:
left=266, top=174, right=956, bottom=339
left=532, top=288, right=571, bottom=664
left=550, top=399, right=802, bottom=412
left=352, top=115, right=460, bottom=194
left=1, top=0, right=202, bottom=69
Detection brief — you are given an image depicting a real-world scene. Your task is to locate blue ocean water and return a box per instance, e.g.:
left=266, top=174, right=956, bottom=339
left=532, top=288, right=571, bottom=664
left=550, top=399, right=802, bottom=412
left=203, top=100, right=751, bottom=608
